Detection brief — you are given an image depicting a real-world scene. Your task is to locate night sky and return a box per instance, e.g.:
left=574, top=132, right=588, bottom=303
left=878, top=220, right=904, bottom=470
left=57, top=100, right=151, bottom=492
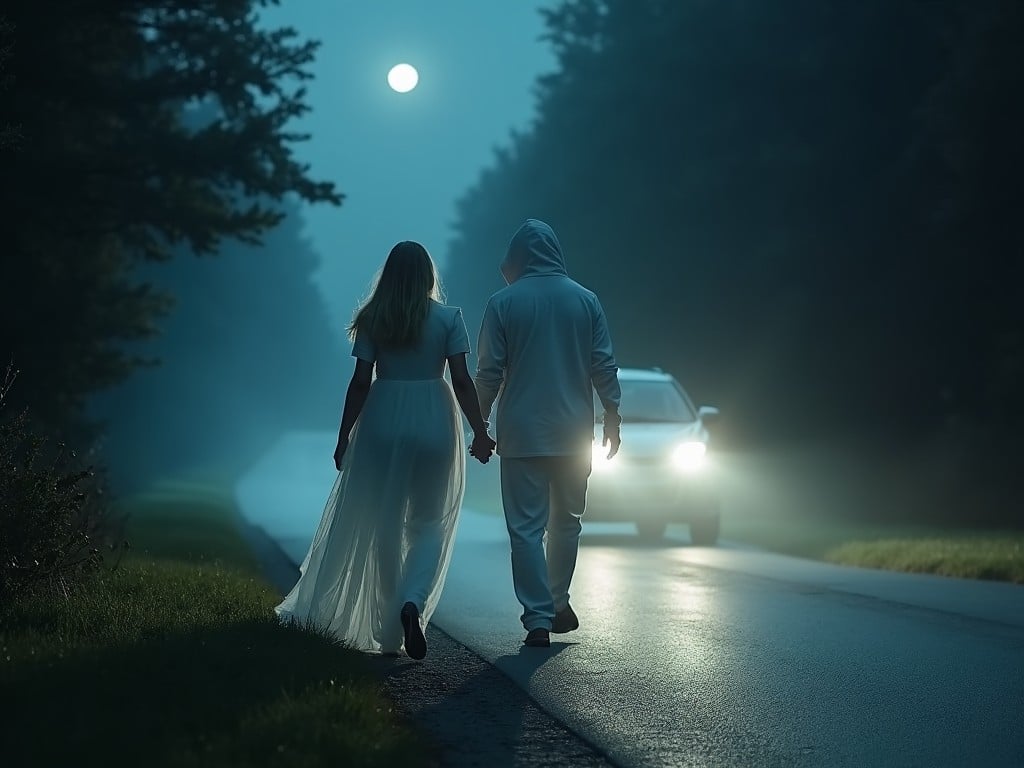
left=259, top=1, right=554, bottom=327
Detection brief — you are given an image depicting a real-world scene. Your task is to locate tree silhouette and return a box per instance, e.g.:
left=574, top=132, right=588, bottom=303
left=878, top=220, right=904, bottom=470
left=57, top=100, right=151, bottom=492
left=91, top=197, right=344, bottom=489
left=0, top=1, right=341, bottom=437
left=445, top=0, right=1020, bottom=447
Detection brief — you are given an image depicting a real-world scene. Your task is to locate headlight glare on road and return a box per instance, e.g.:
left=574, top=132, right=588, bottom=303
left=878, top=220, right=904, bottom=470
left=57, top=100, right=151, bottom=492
left=592, top=441, right=617, bottom=471
left=672, top=441, right=707, bottom=472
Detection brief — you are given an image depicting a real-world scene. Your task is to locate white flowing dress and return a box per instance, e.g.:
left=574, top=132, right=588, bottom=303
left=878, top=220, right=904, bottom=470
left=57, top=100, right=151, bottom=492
left=275, top=301, right=470, bottom=654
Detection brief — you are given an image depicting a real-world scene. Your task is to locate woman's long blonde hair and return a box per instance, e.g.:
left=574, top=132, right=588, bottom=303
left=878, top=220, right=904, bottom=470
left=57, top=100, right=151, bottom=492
left=348, top=241, right=443, bottom=347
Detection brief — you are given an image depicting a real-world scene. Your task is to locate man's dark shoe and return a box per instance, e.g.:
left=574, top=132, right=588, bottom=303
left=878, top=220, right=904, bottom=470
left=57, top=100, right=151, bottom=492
left=552, top=604, right=579, bottom=634
left=524, top=628, right=551, bottom=647
left=400, top=602, right=427, bottom=660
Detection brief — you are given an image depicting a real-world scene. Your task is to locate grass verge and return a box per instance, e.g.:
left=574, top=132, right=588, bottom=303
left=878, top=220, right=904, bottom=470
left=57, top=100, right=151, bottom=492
left=725, top=514, right=1024, bottom=583
left=0, top=482, right=432, bottom=768
left=717, top=447, right=1024, bottom=582
left=824, top=535, right=1024, bottom=583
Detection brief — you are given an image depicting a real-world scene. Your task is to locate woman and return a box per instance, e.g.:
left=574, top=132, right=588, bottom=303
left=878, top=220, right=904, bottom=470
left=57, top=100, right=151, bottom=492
left=275, top=241, right=495, bottom=660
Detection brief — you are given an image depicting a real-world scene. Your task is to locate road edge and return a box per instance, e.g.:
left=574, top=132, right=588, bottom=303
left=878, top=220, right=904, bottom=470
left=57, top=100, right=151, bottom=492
left=235, top=514, right=619, bottom=767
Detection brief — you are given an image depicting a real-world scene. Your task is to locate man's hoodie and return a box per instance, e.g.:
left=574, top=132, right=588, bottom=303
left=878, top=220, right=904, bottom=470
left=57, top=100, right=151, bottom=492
left=476, top=219, right=621, bottom=457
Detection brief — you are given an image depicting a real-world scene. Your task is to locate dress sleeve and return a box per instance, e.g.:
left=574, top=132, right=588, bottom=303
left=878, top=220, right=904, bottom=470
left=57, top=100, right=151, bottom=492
left=351, top=328, right=377, bottom=362
left=445, top=307, right=471, bottom=357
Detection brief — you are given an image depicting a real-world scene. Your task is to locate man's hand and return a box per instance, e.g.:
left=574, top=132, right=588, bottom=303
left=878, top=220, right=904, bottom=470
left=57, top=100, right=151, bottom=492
left=602, top=414, right=621, bottom=459
left=470, top=432, right=496, bottom=464
left=333, top=437, right=349, bottom=471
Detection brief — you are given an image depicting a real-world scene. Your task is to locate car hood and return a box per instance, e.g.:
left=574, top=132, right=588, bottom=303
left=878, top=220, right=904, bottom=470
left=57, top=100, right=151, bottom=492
left=601, top=421, right=705, bottom=458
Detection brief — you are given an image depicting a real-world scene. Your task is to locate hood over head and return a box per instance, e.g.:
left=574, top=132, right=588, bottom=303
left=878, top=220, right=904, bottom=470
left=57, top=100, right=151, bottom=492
left=500, top=219, right=567, bottom=284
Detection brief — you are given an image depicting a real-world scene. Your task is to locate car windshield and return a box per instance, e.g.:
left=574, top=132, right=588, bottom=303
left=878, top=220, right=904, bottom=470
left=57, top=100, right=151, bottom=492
left=594, top=379, right=696, bottom=423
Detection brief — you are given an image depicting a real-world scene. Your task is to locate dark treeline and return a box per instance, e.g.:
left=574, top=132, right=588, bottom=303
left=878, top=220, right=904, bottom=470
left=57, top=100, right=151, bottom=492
left=90, top=196, right=344, bottom=490
left=444, top=0, right=1023, bottom=517
left=0, top=2, right=342, bottom=487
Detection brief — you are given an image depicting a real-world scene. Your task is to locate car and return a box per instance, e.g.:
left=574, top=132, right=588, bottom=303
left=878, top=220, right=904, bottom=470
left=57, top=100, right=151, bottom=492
left=587, top=367, right=721, bottom=544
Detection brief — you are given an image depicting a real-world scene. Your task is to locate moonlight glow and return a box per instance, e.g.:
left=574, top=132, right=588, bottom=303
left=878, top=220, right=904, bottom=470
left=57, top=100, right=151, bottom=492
left=387, top=63, right=419, bottom=93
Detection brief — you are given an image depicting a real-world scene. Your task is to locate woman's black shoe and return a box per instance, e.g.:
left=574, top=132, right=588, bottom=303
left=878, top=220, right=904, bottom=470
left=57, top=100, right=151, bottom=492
left=400, top=602, right=427, bottom=660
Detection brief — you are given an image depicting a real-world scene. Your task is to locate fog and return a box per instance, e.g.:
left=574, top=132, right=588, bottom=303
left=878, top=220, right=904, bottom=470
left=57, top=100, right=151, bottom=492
left=257, top=1, right=555, bottom=323
left=5, top=6, right=1023, bottom=762
left=91, top=1, right=555, bottom=490
left=86, top=1, right=1021, bottom=531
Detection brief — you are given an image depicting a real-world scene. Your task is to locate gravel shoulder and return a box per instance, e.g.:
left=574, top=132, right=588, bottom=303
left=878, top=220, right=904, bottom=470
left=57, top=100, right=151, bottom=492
left=376, top=625, right=615, bottom=768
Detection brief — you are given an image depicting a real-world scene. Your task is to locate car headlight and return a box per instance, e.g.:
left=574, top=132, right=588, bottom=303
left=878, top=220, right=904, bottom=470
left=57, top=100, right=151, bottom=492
left=591, top=440, right=617, bottom=471
left=671, top=441, right=707, bottom=472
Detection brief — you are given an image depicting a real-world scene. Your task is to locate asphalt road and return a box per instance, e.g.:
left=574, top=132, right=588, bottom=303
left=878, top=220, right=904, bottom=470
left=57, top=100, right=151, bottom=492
left=239, top=431, right=1024, bottom=768
left=432, top=513, right=1024, bottom=768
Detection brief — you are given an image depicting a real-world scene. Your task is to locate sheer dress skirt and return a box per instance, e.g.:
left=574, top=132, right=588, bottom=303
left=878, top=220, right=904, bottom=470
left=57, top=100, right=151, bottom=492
left=275, top=377, right=466, bottom=654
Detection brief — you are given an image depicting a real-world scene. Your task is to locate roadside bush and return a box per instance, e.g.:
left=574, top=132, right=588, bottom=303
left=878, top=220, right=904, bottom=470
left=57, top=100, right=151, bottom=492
left=0, top=366, right=112, bottom=601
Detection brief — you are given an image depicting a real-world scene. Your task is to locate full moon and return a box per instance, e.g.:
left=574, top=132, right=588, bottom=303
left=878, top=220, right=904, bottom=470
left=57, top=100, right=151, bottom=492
left=387, top=63, right=419, bottom=93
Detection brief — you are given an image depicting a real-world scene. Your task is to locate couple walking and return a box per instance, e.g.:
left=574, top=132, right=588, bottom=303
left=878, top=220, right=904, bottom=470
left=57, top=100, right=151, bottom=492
left=275, top=219, right=622, bottom=659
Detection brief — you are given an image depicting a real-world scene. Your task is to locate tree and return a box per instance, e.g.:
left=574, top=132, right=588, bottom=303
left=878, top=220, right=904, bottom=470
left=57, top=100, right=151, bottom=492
left=91, top=197, right=346, bottom=489
left=0, top=17, right=20, bottom=151
left=0, top=1, right=341, bottom=437
left=901, top=0, right=1024, bottom=500
left=444, top=1, right=975, bottom=441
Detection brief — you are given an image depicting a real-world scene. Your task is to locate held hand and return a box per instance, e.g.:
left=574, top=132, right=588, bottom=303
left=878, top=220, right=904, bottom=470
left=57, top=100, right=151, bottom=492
left=470, top=432, right=496, bottom=464
left=333, top=437, right=349, bottom=471
left=602, top=422, right=621, bottom=459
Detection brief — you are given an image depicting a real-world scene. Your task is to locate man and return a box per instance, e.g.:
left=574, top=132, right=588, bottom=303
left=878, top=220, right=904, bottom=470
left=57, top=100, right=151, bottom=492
left=475, top=218, right=621, bottom=648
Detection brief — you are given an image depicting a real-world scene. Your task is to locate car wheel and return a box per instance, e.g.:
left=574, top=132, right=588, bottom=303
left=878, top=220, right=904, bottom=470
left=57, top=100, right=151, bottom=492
left=636, top=521, right=667, bottom=540
left=689, top=513, right=720, bottom=546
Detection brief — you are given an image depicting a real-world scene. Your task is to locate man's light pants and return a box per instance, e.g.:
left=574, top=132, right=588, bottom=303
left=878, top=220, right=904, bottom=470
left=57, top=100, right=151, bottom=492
left=500, top=454, right=591, bottom=631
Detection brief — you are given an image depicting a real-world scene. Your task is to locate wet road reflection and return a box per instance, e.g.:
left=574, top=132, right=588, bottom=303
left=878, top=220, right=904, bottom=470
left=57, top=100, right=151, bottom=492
left=436, top=511, right=1024, bottom=768
left=238, top=432, right=1024, bottom=768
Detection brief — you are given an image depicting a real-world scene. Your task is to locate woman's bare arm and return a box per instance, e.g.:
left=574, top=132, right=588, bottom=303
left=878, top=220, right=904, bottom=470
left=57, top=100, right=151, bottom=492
left=334, top=359, right=374, bottom=468
left=448, top=353, right=489, bottom=437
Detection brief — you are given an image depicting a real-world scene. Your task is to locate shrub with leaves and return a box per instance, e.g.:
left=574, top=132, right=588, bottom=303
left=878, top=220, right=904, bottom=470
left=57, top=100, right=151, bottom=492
left=0, top=366, right=111, bottom=601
